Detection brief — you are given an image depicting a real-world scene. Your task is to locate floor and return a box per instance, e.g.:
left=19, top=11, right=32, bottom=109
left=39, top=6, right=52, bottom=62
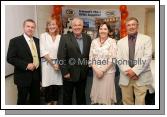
left=5, top=65, right=155, bottom=105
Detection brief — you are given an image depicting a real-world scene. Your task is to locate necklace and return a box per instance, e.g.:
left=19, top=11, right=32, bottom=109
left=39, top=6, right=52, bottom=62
left=100, top=38, right=106, bottom=47
left=51, top=35, right=57, bottom=42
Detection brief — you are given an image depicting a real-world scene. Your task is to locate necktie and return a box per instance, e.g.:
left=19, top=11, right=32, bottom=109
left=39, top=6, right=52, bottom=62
left=29, top=39, right=39, bottom=68
left=128, top=35, right=136, bottom=67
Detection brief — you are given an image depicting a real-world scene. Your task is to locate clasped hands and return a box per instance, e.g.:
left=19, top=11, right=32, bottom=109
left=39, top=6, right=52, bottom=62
left=125, top=69, right=139, bottom=80
left=94, top=68, right=104, bottom=79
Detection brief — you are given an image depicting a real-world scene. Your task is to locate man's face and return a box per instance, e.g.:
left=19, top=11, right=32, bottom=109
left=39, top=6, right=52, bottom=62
left=72, top=20, right=83, bottom=36
left=23, top=21, right=36, bottom=37
left=126, top=20, right=138, bottom=35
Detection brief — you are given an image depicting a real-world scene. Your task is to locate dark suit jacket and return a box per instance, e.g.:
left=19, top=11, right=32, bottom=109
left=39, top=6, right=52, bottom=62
left=7, top=35, right=41, bottom=87
left=58, top=32, right=91, bottom=82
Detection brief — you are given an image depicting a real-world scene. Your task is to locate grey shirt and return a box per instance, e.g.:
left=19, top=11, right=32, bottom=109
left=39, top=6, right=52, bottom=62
left=76, top=36, right=83, bottom=54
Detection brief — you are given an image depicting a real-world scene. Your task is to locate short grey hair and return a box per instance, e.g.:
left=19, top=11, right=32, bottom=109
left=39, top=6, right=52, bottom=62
left=23, top=19, right=36, bottom=26
left=71, top=17, right=84, bottom=26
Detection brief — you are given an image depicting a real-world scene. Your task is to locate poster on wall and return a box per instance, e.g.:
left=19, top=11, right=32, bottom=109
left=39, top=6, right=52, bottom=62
left=62, top=7, right=121, bottom=40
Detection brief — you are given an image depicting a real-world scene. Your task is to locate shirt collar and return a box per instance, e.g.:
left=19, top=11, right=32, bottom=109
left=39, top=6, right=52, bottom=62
left=74, top=34, right=83, bottom=40
left=128, top=32, right=138, bottom=40
left=23, top=33, right=33, bottom=42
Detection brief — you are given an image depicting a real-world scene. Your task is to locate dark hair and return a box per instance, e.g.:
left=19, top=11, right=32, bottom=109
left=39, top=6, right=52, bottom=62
left=23, top=19, right=36, bottom=26
left=126, top=17, right=139, bottom=24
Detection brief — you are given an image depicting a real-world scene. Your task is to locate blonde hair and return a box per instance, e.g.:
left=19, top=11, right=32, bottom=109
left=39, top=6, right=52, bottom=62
left=45, top=17, right=59, bottom=35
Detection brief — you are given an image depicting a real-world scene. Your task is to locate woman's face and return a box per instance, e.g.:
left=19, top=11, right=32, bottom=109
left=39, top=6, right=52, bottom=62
left=48, top=20, right=58, bottom=34
left=99, top=24, right=109, bottom=39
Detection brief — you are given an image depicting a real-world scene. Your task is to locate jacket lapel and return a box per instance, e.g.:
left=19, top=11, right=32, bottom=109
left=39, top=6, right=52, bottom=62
left=134, top=33, right=142, bottom=57
left=82, top=33, right=87, bottom=55
left=21, top=35, right=32, bottom=57
left=124, top=36, right=129, bottom=58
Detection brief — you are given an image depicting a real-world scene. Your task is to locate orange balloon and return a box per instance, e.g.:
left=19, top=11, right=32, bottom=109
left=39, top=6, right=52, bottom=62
left=53, top=6, right=62, bottom=15
left=120, top=31, right=127, bottom=38
left=121, top=24, right=126, bottom=29
left=53, top=15, right=61, bottom=21
left=120, top=5, right=128, bottom=38
left=121, top=29, right=126, bottom=33
left=120, top=5, right=127, bottom=12
left=121, top=11, right=128, bottom=19
left=121, top=19, right=126, bottom=25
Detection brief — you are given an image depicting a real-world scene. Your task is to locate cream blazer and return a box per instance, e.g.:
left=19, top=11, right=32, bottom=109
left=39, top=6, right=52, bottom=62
left=117, top=33, right=153, bottom=86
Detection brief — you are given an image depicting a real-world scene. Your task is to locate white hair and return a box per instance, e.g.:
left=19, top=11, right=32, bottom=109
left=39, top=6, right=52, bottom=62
left=71, top=17, right=84, bottom=26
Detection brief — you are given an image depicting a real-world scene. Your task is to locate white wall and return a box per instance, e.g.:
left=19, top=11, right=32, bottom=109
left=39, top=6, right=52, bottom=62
left=5, top=5, right=37, bottom=76
left=5, top=5, right=37, bottom=104
left=145, top=9, right=155, bottom=53
left=36, top=5, right=52, bottom=37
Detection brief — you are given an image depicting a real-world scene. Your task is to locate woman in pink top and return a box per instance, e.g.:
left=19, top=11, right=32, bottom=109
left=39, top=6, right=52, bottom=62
left=89, top=22, right=117, bottom=105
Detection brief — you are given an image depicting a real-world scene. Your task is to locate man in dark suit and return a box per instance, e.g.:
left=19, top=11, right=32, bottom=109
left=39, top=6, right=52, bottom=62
left=7, top=19, right=41, bottom=105
left=58, top=17, right=91, bottom=105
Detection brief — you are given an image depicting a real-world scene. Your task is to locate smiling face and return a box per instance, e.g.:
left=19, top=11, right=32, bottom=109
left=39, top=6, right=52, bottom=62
left=47, top=19, right=58, bottom=34
left=99, top=24, right=109, bottom=39
left=23, top=21, right=36, bottom=38
left=126, top=19, right=139, bottom=35
left=71, top=18, right=83, bottom=36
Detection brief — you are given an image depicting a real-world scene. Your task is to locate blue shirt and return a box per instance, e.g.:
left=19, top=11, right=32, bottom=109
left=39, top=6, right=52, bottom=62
left=76, top=36, right=83, bottom=54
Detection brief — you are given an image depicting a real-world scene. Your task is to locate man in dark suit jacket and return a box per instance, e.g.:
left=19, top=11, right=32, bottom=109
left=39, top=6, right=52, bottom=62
left=7, top=19, right=41, bottom=105
left=58, top=17, right=91, bottom=105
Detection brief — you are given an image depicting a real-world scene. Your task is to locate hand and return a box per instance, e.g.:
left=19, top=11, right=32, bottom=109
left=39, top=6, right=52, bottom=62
left=95, top=69, right=104, bottom=79
left=64, top=73, right=70, bottom=79
left=27, top=63, right=36, bottom=71
left=131, top=75, right=139, bottom=80
left=53, top=64, right=59, bottom=71
left=92, top=65, right=104, bottom=79
left=125, top=69, right=136, bottom=78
